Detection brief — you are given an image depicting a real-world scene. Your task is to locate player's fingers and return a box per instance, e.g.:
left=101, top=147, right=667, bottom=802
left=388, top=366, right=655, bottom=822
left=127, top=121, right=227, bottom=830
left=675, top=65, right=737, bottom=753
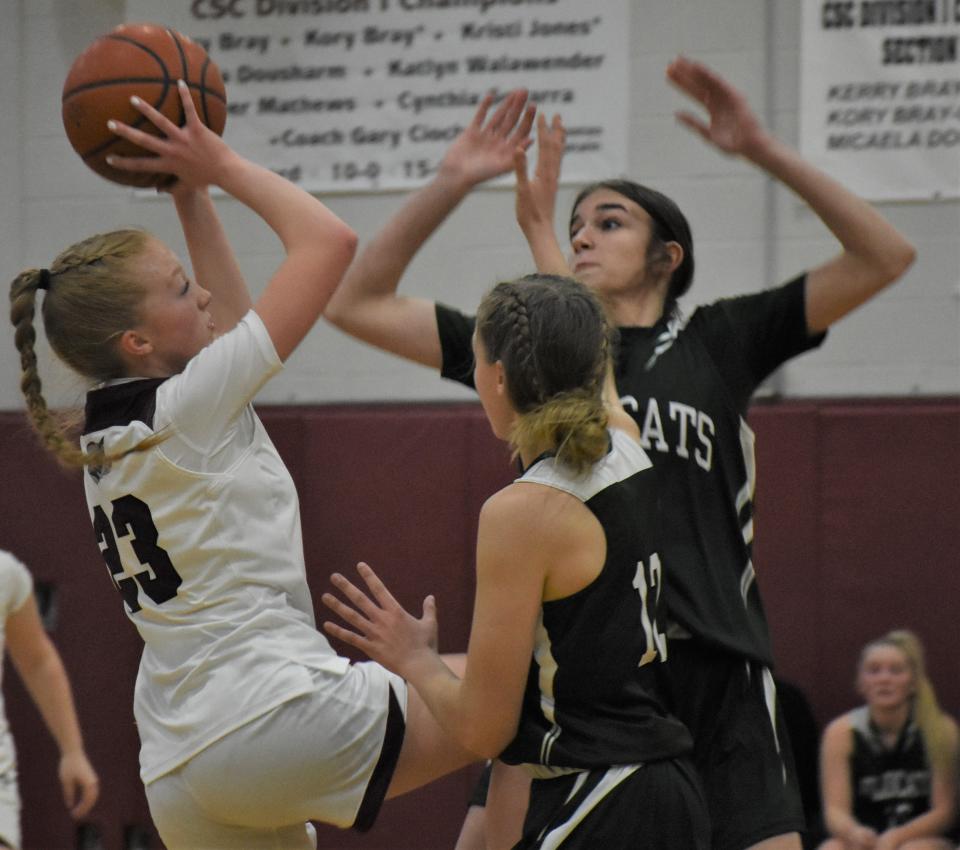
left=105, top=152, right=164, bottom=173
left=322, top=619, right=372, bottom=654
left=106, top=118, right=167, bottom=154
left=468, top=91, right=495, bottom=132
left=508, top=103, right=536, bottom=146
left=537, top=116, right=563, bottom=159
left=128, top=94, right=180, bottom=138
left=321, top=594, right=384, bottom=644
left=422, top=594, right=437, bottom=621
left=355, top=562, right=401, bottom=610
left=72, top=781, right=98, bottom=818
left=675, top=111, right=710, bottom=141
left=487, top=89, right=525, bottom=135
left=667, top=57, right=716, bottom=104
left=550, top=113, right=567, bottom=143
left=325, top=576, right=379, bottom=621
left=175, top=78, right=201, bottom=125
left=537, top=117, right=565, bottom=173
left=513, top=147, right=530, bottom=188
left=61, top=779, right=76, bottom=813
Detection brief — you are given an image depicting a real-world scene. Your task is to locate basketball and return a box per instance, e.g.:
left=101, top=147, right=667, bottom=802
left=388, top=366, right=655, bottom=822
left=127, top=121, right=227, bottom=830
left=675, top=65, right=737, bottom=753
left=61, top=23, right=227, bottom=188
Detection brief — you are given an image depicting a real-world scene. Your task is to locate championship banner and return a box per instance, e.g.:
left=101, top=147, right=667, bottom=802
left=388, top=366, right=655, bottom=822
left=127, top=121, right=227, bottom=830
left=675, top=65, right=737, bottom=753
left=127, top=0, right=630, bottom=192
left=801, top=0, right=960, bottom=200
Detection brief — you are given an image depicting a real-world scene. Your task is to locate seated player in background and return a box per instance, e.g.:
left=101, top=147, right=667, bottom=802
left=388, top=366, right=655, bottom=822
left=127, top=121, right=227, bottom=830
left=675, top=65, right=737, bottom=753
left=818, top=630, right=958, bottom=850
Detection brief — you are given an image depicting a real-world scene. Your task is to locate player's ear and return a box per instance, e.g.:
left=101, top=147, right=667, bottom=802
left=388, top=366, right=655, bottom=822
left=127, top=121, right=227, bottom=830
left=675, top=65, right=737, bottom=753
left=118, top=329, right=153, bottom=358
left=494, top=360, right=507, bottom=397
left=664, top=241, right=684, bottom=275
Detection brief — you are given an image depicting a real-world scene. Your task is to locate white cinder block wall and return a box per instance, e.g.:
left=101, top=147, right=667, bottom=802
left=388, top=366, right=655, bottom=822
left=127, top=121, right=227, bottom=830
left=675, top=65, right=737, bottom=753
left=1, top=0, right=958, bottom=411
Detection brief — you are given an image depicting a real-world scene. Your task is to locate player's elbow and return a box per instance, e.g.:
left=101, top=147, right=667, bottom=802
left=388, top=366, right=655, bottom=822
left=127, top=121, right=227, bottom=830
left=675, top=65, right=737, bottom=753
left=462, top=719, right=517, bottom=760
left=876, top=236, right=916, bottom=288
left=329, top=223, right=359, bottom=274
left=462, top=735, right=506, bottom=761
left=323, top=288, right=351, bottom=328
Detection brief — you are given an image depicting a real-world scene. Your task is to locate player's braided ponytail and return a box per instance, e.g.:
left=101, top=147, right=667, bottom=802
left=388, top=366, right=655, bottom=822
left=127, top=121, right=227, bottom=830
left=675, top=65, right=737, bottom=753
left=477, top=275, right=611, bottom=474
left=10, top=268, right=90, bottom=467
left=9, top=229, right=166, bottom=467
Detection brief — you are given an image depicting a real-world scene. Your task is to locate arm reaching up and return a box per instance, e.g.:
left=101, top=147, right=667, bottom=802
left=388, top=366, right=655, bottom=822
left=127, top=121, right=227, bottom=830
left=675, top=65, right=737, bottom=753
left=324, top=90, right=535, bottom=369
left=170, top=186, right=251, bottom=338
left=667, top=56, right=915, bottom=334
left=108, top=80, right=357, bottom=360
left=514, top=112, right=571, bottom=276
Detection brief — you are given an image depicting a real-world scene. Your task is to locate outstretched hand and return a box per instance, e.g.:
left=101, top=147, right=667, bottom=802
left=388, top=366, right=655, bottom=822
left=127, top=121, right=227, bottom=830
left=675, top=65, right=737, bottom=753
left=438, top=89, right=536, bottom=188
left=667, top=56, right=768, bottom=157
left=322, top=562, right=438, bottom=677
left=514, top=112, right=566, bottom=237
left=105, top=79, right=236, bottom=189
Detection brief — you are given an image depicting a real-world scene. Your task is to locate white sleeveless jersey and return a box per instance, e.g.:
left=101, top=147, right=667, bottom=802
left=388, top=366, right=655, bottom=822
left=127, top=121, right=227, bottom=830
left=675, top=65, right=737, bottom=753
left=81, top=312, right=348, bottom=784
left=0, top=551, right=32, bottom=782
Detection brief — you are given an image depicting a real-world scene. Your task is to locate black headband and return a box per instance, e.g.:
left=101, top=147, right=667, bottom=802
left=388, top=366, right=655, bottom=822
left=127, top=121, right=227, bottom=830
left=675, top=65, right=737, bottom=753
left=37, top=269, right=51, bottom=291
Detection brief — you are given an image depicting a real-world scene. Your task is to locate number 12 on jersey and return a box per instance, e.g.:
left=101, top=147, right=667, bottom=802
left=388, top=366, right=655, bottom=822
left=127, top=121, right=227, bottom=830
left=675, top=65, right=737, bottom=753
left=633, top=553, right=667, bottom=666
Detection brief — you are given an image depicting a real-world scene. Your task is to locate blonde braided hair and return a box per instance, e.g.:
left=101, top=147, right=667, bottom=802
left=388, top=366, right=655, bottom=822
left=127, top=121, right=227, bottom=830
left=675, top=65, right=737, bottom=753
left=9, top=229, right=166, bottom=467
left=477, top=275, right=611, bottom=474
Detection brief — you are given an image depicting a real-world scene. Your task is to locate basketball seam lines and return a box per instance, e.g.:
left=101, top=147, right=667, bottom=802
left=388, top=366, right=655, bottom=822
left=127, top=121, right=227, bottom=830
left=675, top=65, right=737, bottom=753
left=168, top=29, right=189, bottom=127
left=62, top=78, right=226, bottom=104
left=62, top=29, right=225, bottom=180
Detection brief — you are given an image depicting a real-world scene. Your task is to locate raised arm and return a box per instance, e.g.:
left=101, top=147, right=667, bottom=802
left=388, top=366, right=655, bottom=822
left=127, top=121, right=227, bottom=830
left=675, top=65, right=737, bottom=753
left=513, top=113, right=571, bottom=276
left=108, top=80, right=357, bottom=360
left=170, top=186, right=251, bottom=337
left=667, top=56, right=915, bottom=335
left=6, top=594, right=99, bottom=819
left=324, top=90, right=535, bottom=369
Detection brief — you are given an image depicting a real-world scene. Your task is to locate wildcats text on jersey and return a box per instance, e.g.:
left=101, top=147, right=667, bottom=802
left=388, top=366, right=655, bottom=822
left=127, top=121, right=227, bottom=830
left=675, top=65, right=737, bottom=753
left=620, top=395, right=715, bottom=471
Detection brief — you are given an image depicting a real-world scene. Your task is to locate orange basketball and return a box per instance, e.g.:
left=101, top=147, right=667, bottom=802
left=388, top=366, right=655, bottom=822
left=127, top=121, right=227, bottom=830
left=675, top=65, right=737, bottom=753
left=62, top=23, right=227, bottom=188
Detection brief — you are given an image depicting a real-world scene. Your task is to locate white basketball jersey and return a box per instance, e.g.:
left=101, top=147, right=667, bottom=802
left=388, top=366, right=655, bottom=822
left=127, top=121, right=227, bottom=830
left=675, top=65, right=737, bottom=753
left=0, top=551, right=32, bottom=782
left=81, top=312, right=348, bottom=783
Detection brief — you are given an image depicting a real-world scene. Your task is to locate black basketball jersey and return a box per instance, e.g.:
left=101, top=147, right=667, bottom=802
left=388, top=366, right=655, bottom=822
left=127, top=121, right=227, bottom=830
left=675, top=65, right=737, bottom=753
left=436, top=276, right=824, bottom=665
left=498, top=429, right=692, bottom=771
left=849, top=707, right=932, bottom=831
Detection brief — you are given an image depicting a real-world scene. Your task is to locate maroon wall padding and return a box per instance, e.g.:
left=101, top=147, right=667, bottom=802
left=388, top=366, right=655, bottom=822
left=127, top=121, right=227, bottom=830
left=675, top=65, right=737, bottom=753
left=749, top=402, right=823, bottom=691
left=808, top=403, right=959, bottom=721
left=750, top=400, right=960, bottom=732
left=1, top=398, right=957, bottom=849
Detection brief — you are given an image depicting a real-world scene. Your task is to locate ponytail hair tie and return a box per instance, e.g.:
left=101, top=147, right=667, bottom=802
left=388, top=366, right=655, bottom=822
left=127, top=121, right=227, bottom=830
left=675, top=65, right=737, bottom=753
left=37, top=269, right=51, bottom=291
